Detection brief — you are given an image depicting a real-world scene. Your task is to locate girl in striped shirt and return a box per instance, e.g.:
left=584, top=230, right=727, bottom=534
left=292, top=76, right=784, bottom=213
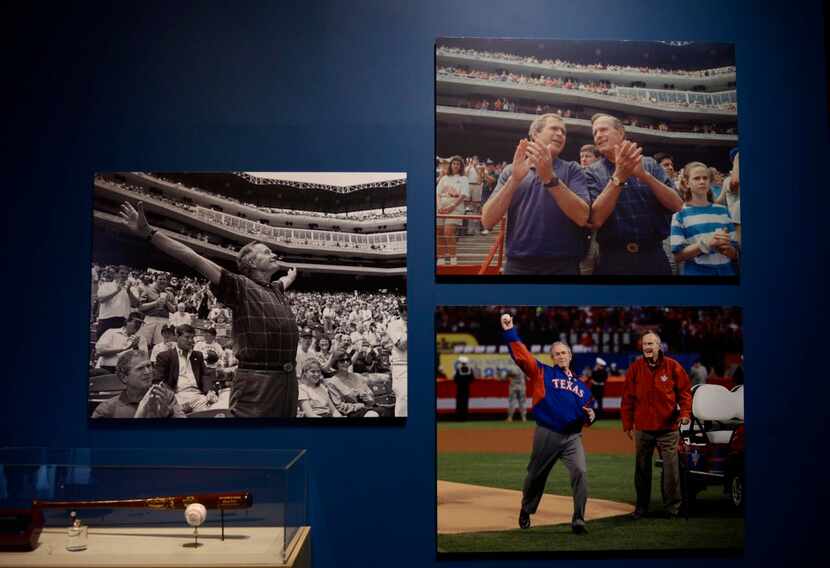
left=670, top=162, right=738, bottom=276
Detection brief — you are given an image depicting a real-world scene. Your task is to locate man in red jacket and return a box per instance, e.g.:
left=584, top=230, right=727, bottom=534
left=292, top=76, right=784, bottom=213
left=621, top=332, right=691, bottom=519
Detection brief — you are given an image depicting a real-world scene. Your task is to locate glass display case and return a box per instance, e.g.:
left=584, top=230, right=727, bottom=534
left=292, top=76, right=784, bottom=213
left=0, top=447, right=308, bottom=567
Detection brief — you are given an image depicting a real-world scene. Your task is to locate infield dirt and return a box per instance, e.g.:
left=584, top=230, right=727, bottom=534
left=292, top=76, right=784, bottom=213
left=438, top=426, right=633, bottom=454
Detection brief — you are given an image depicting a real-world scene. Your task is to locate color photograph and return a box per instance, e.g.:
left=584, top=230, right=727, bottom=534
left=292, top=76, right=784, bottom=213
left=436, top=305, right=744, bottom=556
left=435, top=38, right=739, bottom=282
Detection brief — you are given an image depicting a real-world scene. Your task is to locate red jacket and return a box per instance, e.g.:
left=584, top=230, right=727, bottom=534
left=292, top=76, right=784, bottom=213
left=621, top=354, right=691, bottom=432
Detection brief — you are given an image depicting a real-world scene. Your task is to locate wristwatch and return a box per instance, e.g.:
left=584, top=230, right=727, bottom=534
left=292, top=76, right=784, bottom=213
left=543, top=176, right=560, bottom=189
left=610, top=175, right=623, bottom=187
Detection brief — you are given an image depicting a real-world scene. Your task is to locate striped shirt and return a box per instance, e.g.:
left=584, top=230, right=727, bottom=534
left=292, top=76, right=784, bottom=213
left=670, top=204, right=736, bottom=267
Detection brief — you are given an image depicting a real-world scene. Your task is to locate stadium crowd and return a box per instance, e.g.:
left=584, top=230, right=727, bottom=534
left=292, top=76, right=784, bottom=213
left=437, top=45, right=737, bottom=78
left=98, top=177, right=406, bottom=253
left=439, top=65, right=737, bottom=113
left=139, top=173, right=406, bottom=221
left=442, top=93, right=736, bottom=135
left=90, top=262, right=405, bottom=418
left=436, top=306, right=742, bottom=380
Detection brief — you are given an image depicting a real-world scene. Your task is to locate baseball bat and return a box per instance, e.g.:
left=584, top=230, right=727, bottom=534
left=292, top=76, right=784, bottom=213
left=32, top=491, right=252, bottom=511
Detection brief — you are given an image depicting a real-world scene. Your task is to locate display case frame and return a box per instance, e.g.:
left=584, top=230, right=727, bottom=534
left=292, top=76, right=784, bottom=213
left=0, top=447, right=309, bottom=567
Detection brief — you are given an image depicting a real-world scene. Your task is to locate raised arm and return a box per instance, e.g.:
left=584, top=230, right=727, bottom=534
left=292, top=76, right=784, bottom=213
left=500, top=314, right=541, bottom=381
left=120, top=202, right=223, bottom=285
left=481, top=140, right=530, bottom=229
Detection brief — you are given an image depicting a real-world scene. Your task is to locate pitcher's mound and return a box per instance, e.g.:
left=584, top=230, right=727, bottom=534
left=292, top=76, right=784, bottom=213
left=438, top=480, right=634, bottom=534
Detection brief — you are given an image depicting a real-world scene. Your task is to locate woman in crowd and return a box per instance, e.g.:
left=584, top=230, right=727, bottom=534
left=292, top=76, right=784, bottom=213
left=297, top=360, right=341, bottom=418
left=314, top=335, right=337, bottom=377
left=670, top=162, right=738, bottom=276
left=436, top=155, right=469, bottom=266
left=324, top=353, right=381, bottom=417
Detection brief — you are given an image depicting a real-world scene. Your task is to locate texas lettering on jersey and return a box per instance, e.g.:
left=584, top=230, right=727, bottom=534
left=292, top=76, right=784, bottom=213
left=550, top=377, right=585, bottom=398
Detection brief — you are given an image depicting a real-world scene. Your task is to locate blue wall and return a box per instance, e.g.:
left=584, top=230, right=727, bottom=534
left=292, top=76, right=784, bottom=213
left=5, top=1, right=828, bottom=565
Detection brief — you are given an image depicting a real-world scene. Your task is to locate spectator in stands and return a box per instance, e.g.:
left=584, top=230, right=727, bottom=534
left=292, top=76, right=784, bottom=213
left=670, top=162, right=738, bottom=276
left=387, top=298, right=408, bottom=417
left=715, top=148, right=741, bottom=245
left=466, top=156, right=481, bottom=186
left=137, top=273, right=176, bottom=348
left=481, top=113, right=590, bottom=275
left=579, top=144, right=601, bottom=168
left=297, top=359, right=341, bottom=418
left=295, top=329, right=316, bottom=378
left=92, top=350, right=185, bottom=418
left=154, top=323, right=217, bottom=414
left=585, top=113, right=683, bottom=275
left=150, top=324, right=176, bottom=364
left=95, top=312, right=148, bottom=373
left=195, top=327, right=225, bottom=371
left=654, top=152, right=679, bottom=190
left=120, top=201, right=300, bottom=418
left=690, top=360, right=708, bottom=386
left=709, top=167, right=724, bottom=200
left=169, top=302, right=193, bottom=327
left=96, top=265, right=140, bottom=339
left=352, top=339, right=378, bottom=373
left=436, top=156, right=470, bottom=266
left=314, top=336, right=336, bottom=376
left=622, top=332, right=691, bottom=519
left=480, top=158, right=499, bottom=215
left=324, top=353, right=381, bottom=417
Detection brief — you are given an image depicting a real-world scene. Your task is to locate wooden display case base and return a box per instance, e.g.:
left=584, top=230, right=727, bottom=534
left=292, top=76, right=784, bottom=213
left=0, top=525, right=310, bottom=568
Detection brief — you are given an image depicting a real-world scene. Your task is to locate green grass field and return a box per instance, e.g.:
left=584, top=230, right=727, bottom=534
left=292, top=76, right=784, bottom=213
left=438, top=426, right=744, bottom=554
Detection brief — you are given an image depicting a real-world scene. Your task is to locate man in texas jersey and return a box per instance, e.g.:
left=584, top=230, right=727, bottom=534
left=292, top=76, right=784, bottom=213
left=501, top=313, right=595, bottom=534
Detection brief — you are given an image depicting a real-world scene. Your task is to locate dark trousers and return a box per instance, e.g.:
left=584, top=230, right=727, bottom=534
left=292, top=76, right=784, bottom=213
left=230, top=368, right=299, bottom=418
left=456, top=386, right=470, bottom=421
left=596, top=245, right=671, bottom=276
left=522, top=426, right=588, bottom=528
left=591, top=384, right=605, bottom=414
left=97, top=316, right=126, bottom=340
left=504, top=256, right=580, bottom=276
left=634, top=429, right=681, bottom=514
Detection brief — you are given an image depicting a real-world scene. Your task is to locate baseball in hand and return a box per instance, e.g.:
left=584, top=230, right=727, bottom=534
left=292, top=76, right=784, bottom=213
left=501, top=314, right=513, bottom=330
left=184, top=503, right=207, bottom=527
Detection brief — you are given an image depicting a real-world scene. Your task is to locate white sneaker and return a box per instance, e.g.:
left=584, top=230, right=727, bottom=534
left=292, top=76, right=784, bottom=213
left=481, top=229, right=490, bottom=235
left=450, top=257, right=458, bottom=266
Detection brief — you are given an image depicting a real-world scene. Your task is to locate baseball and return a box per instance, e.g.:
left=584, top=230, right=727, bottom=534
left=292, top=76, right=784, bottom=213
left=184, top=503, right=207, bottom=527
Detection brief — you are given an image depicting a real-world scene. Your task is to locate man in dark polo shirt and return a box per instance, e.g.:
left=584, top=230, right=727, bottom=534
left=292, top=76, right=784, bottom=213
left=585, top=113, right=684, bottom=275
left=481, top=113, right=590, bottom=275
left=119, top=201, right=299, bottom=418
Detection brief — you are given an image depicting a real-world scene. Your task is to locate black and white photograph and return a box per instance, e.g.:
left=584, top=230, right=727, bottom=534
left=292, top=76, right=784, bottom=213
left=89, top=172, right=407, bottom=420
left=435, top=38, right=739, bottom=282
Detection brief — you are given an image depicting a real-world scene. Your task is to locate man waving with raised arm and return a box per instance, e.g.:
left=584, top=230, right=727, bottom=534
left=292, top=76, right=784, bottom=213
left=501, top=313, right=595, bottom=534
left=120, top=201, right=299, bottom=418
